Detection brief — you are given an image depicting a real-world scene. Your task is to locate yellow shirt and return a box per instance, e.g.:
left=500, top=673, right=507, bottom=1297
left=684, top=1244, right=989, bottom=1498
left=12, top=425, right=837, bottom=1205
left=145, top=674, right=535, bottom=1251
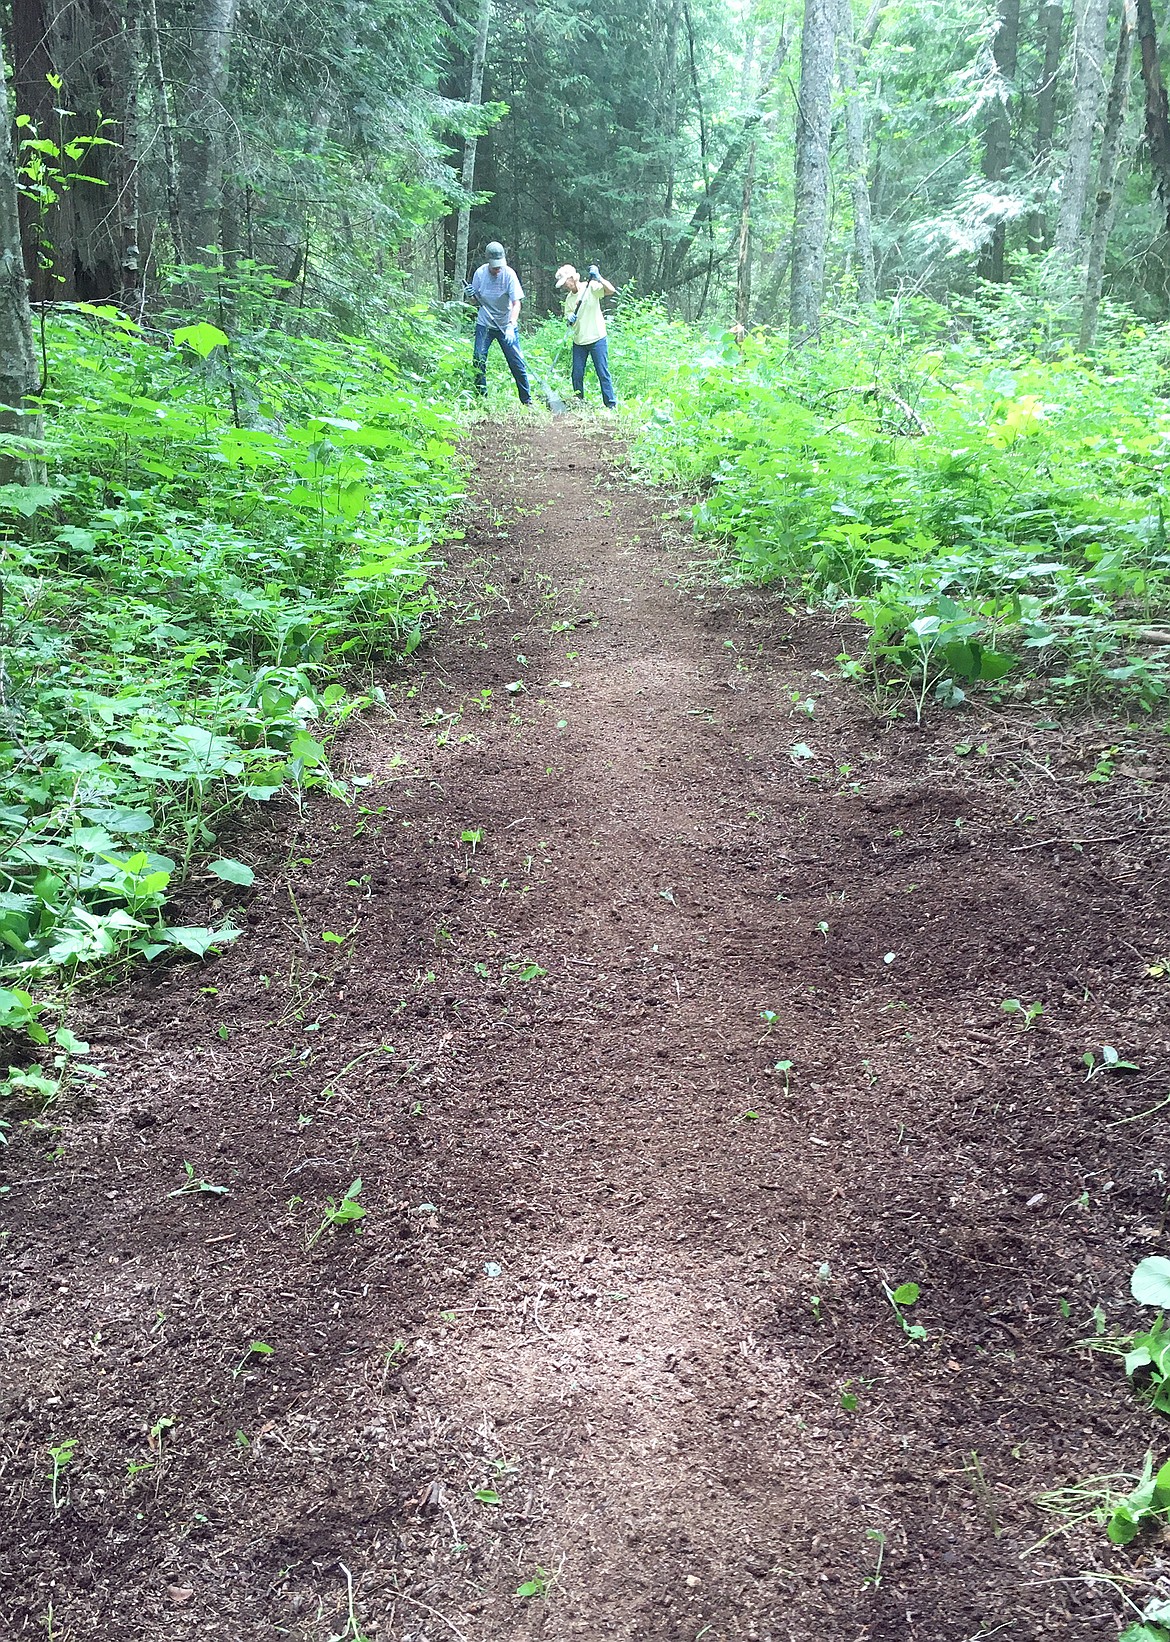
left=565, top=282, right=606, bottom=346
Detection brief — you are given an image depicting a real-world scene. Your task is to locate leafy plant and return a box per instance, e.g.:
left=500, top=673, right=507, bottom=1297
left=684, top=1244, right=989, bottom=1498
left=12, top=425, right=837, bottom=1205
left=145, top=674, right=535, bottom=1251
left=884, top=1279, right=927, bottom=1342
left=1083, top=1045, right=1139, bottom=1079
left=515, top=1567, right=551, bottom=1599
left=230, top=1340, right=274, bottom=1380
left=1107, top=1454, right=1170, bottom=1545
left=168, top=1161, right=230, bottom=1198
left=308, top=1179, right=366, bottom=1247
left=1000, top=998, right=1043, bottom=1029
left=46, top=1437, right=77, bottom=1510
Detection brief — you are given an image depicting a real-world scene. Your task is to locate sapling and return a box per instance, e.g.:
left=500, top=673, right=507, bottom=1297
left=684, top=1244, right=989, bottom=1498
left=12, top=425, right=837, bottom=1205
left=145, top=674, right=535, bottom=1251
left=1083, top=1044, right=1139, bottom=1079
left=307, top=1179, right=366, bottom=1248
left=515, top=1567, right=551, bottom=1599
left=1000, top=998, right=1042, bottom=1029
left=883, top=1280, right=927, bottom=1341
left=230, top=1340, right=274, bottom=1380
left=169, top=1161, right=229, bottom=1197
left=46, top=1437, right=77, bottom=1510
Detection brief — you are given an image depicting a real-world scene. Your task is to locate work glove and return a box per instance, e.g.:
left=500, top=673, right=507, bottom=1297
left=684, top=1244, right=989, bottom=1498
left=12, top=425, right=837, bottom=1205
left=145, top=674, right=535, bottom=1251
left=588, top=265, right=601, bottom=281
left=462, top=283, right=476, bottom=299
left=504, top=324, right=517, bottom=344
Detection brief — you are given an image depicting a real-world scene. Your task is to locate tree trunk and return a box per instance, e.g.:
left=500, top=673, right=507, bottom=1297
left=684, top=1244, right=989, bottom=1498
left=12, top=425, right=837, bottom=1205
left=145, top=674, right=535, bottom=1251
left=146, top=0, right=185, bottom=265
left=836, top=0, right=877, bottom=301
left=735, top=135, right=757, bottom=325
left=1055, top=0, right=1111, bottom=256
left=1027, top=0, right=1064, bottom=251
left=790, top=0, right=836, bottom=341
left=119, top=0, right=144, bottom=307
left=11, top=0, right=123, bottom=301
left=1135, top=0, right=1170, bottom=230
left=181, top=0, right=239, bottom=259
left=1080, top=0, right=1136, bottom=344
left=0, top=44, right=42, bottom=483
left=978, top=0, right=1022, bottom=281
left=453, top=0, right=491, bottom=294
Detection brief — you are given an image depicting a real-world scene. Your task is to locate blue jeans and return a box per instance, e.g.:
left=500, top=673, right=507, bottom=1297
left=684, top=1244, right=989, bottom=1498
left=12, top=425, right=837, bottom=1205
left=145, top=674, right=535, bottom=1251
left=571, top=337, right=616, bottom=408
left=474, top=324, right=531, bottom=403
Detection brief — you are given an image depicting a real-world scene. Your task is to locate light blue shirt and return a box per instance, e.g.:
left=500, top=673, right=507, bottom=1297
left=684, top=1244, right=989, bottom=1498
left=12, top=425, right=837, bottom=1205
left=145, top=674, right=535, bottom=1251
left=471, top=264, right=523, bottom=331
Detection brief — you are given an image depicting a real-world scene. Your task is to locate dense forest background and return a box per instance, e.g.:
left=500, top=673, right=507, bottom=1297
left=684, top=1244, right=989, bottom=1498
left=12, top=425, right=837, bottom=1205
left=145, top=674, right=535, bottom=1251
left=4, top=0, right=1170, bottom=339
left=1, top=0, right=1170, bottom=1000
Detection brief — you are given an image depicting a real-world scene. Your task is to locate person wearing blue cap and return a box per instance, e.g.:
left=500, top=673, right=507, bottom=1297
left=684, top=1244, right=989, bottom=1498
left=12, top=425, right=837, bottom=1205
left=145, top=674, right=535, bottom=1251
left=465, top=242, right=532, bottom=405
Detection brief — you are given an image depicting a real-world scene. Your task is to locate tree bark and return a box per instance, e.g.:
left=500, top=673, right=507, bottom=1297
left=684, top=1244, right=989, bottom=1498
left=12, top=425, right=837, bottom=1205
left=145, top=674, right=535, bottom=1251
left=1080, top=0, right=1136, bottom=344
left=181, top=0, right=240, bottom=259
left=0, top=44, right=42, bottom=482
left=790, top=0, right=836, bottom=341
left=146, top=0, right=184, bottom=266
left=1135, top=0, right=1170, bottom=231
left=734, top=134, right=757, bottom=325
left=119, top=0, right=144, bottom=307
left=836, top=0, right=877, bottom=301
left=978, top=0, right=1022, bottom=281
left=1027, top=0, right=1064, bottom=251
left=453, top=0, right=491, bottom=294
left=11, top=0, right=124, bottom=301
left=1055, top=0, right=1111, bottom=256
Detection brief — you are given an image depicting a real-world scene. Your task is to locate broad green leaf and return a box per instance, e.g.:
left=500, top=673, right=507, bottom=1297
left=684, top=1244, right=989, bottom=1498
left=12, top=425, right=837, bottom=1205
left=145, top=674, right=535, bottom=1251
left=1132, top=1258, right=1170, bottom=1309
left=207, top=858, right=255, bottom=887
left=891, top=1282, right=920, bottom=1306
left=173, top=321, right=230, bottom=358
left=160, top=925, right=242, bottom=957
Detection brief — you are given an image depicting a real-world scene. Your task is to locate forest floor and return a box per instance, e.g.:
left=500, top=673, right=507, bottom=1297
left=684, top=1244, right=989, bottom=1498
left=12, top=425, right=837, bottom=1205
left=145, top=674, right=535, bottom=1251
left=4, top=416, right=1170, bottom=1642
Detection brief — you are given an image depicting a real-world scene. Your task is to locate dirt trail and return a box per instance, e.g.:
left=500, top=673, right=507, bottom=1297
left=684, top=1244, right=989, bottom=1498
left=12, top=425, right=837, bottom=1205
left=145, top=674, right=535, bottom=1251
left=3, top=418, right=1170, bottom=1641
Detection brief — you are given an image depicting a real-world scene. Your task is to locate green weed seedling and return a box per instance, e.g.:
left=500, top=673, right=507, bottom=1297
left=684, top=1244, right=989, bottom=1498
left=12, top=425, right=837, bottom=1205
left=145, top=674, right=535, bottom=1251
left=1120, top=1598, right=1170, bottom=1642
left=333, top=1561, right=373, bottom=1642
left=863, top=1527, right=886, bottom=1590
left=515, top=1567, right=551, bottom=1599
left=47, top=1437, right=77, bottom=1510
left=1083, top=1044, right=1139, bottom=1079
left=231, top=1340, right=274, bottom=1380
left=773, top=1059, right=793, bottom=1093
left=169, top=1161, right=229, bottom=1198
left=1124, top=1257, right=1170, bottom=1412
left=1107, top=1453, right=1170, bottom=1544
left=307, top=1179, right=366, bottom=1248
left=1000, top=998, right=1042, bottom=1029
left=884, top=1280, right=927, bottom=1341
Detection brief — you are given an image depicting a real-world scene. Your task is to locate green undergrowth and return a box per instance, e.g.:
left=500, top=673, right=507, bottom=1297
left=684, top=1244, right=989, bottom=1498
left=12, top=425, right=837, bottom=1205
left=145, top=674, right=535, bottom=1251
left=0, top=301, right=466, bottom=1005
left=621, top=298, right=1170, bottom=716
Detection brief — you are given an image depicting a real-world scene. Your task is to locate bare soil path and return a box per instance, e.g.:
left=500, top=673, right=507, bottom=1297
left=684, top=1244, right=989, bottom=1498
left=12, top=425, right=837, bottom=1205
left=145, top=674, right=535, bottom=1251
left=4, top=418, right=1170, bottom=1641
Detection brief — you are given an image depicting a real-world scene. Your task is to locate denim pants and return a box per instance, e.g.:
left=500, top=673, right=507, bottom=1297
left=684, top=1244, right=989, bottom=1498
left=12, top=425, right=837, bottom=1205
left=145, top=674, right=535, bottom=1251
left=473, top=324, right=531, bottom=403
left=571, top=337, right=616, bottom=408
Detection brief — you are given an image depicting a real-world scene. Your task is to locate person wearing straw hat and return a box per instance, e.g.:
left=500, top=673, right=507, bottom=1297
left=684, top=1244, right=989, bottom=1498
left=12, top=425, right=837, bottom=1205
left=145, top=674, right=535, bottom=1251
left=465, top=241, right=532, bottom=405
left=554, top=263, right=617, bottom=410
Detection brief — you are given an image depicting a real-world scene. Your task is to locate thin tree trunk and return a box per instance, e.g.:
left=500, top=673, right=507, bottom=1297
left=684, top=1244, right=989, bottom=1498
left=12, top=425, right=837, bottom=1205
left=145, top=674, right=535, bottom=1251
left=790, top=0, right=837, bottom=341
left=453, top=0, right=491, bottom=293
left=0, top=45, right=42, bottom=485
left=1135, top=0, right=1170, bottom=230
left=978, top=0, right=1022, bottom=282
left=669, top=27, right=792, bottom=285
left=837, top=0, right=877, bottom=301
left=146, top=0, right=184, bottom=265
left=119, top=0, right=144, bottom=308
left=1027, top=0, right=1064, bottom=251
left=1055, top=0, right=1111, bottom=256
left=1080, top=0, right=1136, bottom=344
left=182, top=0, right=239, bottom=259
left=735, top=135, right=757, bottom=325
